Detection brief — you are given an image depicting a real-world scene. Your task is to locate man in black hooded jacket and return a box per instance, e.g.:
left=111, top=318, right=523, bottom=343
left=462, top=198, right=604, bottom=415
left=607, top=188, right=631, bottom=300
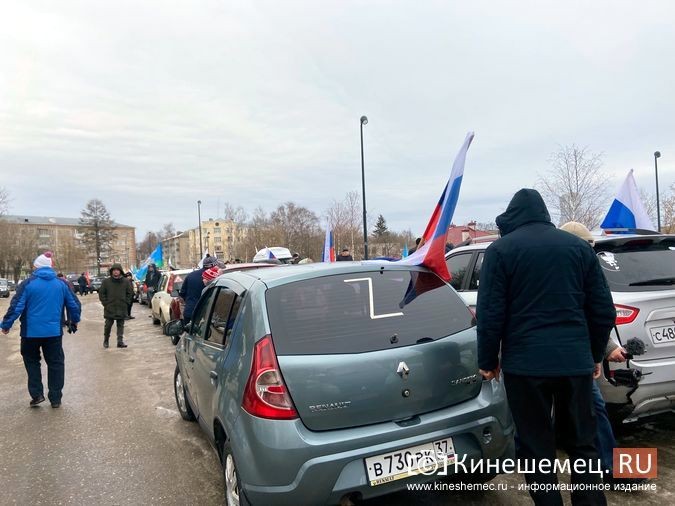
left=477, top=189, right=615, bottom=506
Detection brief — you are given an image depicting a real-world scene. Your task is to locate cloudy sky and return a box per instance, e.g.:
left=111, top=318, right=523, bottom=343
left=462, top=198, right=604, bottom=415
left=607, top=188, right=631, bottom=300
left=1, top=0, right=674, bottom=239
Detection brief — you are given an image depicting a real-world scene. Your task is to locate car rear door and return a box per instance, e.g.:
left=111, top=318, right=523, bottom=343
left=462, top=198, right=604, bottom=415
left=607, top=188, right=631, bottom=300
left=266, top=268, right=479, bottom=431
left=181, top=287, right=218, bottom=417
left=191, top=281, right=246, bottom=429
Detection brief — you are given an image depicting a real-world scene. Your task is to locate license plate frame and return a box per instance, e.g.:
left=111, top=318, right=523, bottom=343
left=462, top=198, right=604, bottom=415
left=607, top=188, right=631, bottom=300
left=364, top=437, right=455, bottom=486
left=649, top=325, right=675, bottom=345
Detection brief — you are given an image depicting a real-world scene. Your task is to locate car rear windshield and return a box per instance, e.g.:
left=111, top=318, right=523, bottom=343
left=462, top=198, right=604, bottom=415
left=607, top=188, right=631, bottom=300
left=595, top=237, right=675, bottom=292
left=266, top=270, right=473, bottom=355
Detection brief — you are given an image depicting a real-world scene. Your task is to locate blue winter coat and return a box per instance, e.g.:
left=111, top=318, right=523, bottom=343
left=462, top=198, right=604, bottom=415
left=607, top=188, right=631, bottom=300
left=1, top=267, right=82, bottom=338
left=178, top=268, right=206, bottom=321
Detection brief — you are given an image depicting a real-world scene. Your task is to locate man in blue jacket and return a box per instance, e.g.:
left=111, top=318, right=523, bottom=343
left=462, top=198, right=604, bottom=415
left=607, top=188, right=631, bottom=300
left=477, top=189, right=616, bottom=506
left=178, top=256, right=216, bottom=324
left=1, top=252, right=82, bottom=408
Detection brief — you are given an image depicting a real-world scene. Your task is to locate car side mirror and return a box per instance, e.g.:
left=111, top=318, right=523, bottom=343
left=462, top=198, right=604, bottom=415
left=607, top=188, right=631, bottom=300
left=164, top=319, right=184, bottom=337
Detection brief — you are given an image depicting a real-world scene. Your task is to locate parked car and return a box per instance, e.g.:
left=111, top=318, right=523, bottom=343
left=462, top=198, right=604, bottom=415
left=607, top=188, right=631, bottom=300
left=63, top=273, right=80, bottom=293
left=252, top=246, right=294, bottom=264
left=444, top=233, right=675, bottom=423
left=152, top=269, right=194, bottom=327
left=7, top=280, right=15, bottom=291
left=90, top=276, right=104, bottom=292
left=0, top=278, right=9, bottom=298
left=593, top=233, right=675, bottom=422
left=167, top=262, right=514, bottom=506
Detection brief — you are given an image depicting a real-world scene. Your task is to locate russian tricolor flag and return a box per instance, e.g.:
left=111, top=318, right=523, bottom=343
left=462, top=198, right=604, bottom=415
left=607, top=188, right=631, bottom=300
left=399, top=132, right=474, bottom=281
left=322, top=228, right=335, bottom=262
left=600, top=169, right=655, bottom=232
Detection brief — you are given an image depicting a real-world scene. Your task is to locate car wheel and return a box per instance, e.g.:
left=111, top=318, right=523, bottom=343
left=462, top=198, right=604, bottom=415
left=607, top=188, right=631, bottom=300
left=171, top=333, right=181, bottom=346
left=174, top=365, right=196, bottom=421
left=222, top=443, right=251, bottom=506
left=152, top=311, right=160, bottom=325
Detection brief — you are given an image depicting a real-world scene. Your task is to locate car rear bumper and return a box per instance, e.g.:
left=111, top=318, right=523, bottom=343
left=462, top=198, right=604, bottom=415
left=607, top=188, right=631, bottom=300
left=232, top=380, right=514, bottom=506
left=601, top=356, right=675, bottom=421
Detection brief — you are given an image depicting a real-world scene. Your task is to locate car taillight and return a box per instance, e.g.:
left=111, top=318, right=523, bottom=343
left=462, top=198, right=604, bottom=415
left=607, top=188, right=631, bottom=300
left=242, top=335, right=298, bottom=420
left=615, top=304, right=639, bottom=325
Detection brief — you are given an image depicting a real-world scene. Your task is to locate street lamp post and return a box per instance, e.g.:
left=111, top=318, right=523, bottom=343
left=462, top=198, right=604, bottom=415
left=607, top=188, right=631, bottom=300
left=197, top=200, right=203, bottom=258
left=654, top=151, right=661, bottom=232
left=360, top=115, right=369, bottom=260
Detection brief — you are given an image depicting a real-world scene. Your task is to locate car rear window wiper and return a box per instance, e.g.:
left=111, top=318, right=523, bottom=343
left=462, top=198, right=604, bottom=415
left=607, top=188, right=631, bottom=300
left=629, top=277, right=675, bottom=286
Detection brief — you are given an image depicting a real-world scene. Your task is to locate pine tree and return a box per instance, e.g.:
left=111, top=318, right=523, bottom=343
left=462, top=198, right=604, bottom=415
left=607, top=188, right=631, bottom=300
left=372, top=214, right=389, bottom=238
left=79, top=199, right=117, bottom=275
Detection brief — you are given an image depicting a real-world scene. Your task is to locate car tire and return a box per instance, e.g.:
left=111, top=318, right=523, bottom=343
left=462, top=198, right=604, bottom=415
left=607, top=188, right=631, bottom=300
left=174, top=365, right=196, bottom=422
left=152, top=311, right=160, bottom=325
left=222, top=442, right=251, bottom=506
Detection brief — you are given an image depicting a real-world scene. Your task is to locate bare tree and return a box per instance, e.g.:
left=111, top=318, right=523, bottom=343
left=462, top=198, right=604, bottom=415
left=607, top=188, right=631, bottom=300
left=324, top=191, right=364, bottom=258
left=0, top=187, right=9, bottom=216
left=661, top=183, right=675, bottom=233
left=537, top=145, right=609, bottom=228
left=639, top=189, right=658, bottom=227
left=269, top=202, right=321, bottom=257
left=158, top=223, right=176, bottom=241
left=79, top=199, right=117, bottom=275
left=0, top=222, right=37, bottom=281
left=222, top=203, right=248, bottom=260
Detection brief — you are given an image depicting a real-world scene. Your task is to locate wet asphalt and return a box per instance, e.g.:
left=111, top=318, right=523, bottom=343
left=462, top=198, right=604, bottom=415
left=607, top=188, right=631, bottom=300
left=0, top=296, right=673, bottom=506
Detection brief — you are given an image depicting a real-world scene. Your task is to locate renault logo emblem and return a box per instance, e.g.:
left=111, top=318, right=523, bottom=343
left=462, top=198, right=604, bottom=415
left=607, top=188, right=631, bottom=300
left=397, top=361, right=410, bottom=379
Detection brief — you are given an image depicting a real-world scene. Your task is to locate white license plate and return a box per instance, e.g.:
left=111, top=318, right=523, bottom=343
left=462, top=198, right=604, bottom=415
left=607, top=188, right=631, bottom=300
left=650, top=325, right=675, bottom=345
left=364, top=438, right=455, bottom=486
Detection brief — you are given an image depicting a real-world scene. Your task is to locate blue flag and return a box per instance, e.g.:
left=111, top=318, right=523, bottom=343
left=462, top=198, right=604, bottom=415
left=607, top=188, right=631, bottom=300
left=136, top=243, right=163, bottom=281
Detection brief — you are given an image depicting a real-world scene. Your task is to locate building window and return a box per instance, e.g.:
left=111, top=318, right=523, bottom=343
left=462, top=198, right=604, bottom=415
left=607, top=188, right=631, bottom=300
left=214, top=227, right=221, bottom=234
left=214, top=237, right=222, bottom=243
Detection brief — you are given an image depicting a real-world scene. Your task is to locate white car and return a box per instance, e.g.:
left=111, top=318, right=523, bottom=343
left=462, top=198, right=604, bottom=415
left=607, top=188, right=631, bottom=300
left=445, top=233, right=675, bottom=423
left=252, top=246, right=294, bottom=264
left=151, top=269, right=193, bottom=326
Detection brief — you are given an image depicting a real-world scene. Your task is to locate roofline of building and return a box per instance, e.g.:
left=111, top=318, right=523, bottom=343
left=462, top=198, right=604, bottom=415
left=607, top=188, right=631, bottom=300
left=1, top=214, right=134, bottom=229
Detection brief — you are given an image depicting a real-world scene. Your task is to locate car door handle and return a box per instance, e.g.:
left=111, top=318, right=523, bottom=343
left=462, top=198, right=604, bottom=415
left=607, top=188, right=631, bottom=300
left=209, top=371, right=218, bottom=380
left=188, top=355, right=195, bottom=363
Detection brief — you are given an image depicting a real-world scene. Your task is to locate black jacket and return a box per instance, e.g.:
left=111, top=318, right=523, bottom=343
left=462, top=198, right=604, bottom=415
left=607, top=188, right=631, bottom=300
left=178, top=268, right=205, bottom=321
left=144, top=264, right=161, bottom=290
left=99, top=264, right=134, bottom=320
left=476, top=189, right=615, bottom=377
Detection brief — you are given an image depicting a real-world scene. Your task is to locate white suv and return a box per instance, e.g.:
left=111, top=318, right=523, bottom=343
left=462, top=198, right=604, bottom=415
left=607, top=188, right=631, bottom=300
left=445, top=233, right=675, bottom=423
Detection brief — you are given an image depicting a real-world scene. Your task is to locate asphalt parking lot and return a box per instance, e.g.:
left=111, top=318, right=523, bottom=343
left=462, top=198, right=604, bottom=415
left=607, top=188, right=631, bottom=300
left=0, top=296, right=673, bottom=505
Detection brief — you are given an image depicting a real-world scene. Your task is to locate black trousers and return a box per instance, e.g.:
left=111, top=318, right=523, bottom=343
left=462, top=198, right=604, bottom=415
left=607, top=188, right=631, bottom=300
left=20, top=337, right=65, bottom=403
left=504, top=373, right=606, bottom=506
left=127, top=302, right=132, bottom=317
left=104, top=318, right=125, bottom=342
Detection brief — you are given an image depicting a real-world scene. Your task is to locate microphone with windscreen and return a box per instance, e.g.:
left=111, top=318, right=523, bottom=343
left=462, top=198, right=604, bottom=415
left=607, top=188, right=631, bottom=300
left=623, top=338, right=645, bottom=359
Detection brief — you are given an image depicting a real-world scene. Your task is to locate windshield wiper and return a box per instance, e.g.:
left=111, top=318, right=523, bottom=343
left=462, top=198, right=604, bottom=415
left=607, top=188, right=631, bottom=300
left=629, top=277, right=675, bottom=287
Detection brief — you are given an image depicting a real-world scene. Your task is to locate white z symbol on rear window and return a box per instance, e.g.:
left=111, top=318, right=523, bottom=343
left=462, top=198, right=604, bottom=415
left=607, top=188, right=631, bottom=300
left=344, top=278, right=404, bottom=320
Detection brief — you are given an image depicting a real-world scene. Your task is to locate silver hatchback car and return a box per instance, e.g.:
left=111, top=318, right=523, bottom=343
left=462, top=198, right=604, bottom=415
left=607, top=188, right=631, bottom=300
left=593, top=234, right=675, bottom=422
left=170, top=262, right=514, bottom=505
